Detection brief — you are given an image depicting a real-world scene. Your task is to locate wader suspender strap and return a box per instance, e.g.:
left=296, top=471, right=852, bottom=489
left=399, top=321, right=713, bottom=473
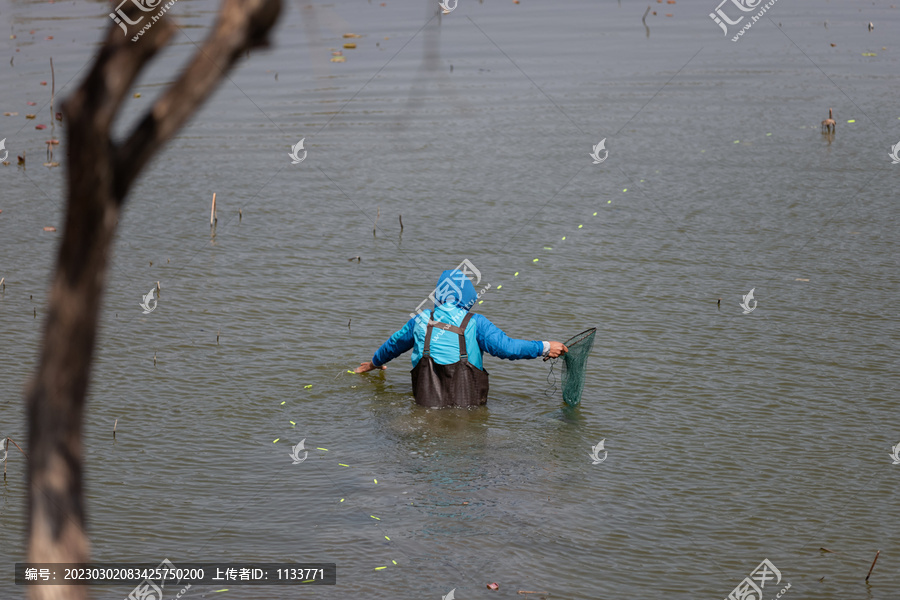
left=424, top=311, right=475, bottom=361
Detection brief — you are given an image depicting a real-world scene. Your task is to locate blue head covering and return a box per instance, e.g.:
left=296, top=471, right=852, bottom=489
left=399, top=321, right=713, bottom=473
left=434, top=269, right=477, bottom=311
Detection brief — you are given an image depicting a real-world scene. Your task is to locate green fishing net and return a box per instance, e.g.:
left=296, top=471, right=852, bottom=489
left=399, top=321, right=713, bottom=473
left=560, top=328, right=597, bottom=407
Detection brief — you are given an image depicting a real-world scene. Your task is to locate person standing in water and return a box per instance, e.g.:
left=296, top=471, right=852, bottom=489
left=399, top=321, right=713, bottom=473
left=355, top=268, right=568, bottom=407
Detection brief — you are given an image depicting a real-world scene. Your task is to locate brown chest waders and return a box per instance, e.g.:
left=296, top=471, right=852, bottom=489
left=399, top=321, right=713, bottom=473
left=410, top=311, right=490, bottom=408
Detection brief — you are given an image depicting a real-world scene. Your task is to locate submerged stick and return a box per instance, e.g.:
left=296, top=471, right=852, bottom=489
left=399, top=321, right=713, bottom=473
left=210, top=192, right=217, bottom=226
left=866, top=550, right=880, bottom=582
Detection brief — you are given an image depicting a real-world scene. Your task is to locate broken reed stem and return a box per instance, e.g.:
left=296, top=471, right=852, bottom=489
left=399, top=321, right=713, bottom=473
left=0, top=277, right=5, bottom=290
left=399, top=214, right=403, bottom=232
left=113, top=419, right=117, bottom=439
left=7, top=437, right=28, bottom=458
left=865, top=550, right=880, bottom=582
left=210, top=192, right=217, bottom=226
left=373, top=207, right=379, bottom=237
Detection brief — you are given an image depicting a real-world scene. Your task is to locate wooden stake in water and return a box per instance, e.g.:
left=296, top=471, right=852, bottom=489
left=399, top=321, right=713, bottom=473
left=210, top=192, right=217, bottom=226
left=866, top=550, right=880, bottom=582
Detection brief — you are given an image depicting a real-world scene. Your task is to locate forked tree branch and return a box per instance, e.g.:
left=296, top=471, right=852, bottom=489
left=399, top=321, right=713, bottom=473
left=26, top=1, right=281, bottom=598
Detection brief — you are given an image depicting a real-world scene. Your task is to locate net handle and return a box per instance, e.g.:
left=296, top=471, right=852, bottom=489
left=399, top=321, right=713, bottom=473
left=543, top=327, right=597, bottom=361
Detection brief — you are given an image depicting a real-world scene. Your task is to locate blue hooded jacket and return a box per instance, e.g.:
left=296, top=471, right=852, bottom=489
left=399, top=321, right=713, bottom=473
left=372, top=269, right=544, bottom=370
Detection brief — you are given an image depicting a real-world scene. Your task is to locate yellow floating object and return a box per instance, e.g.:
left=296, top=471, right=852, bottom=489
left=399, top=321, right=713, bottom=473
left=374, top=478, right=378, bottom=483
left=847, top=119, right=855, bottom=123
left=370, top=515, right=380, bottom=520
left=532, top=258, right=539, bottom=262
left=734, top=140, right=739, bottom=144
left=622, top=188, right=627, bottom=192
left=561, top=236, right=566, bottom=240
left=133, top=93, right=141, bottom=98
left=280, top=401, right=286, bottom=405
left=514, top=272, right=519, bottom=276
left=304, top=384, right=312, bottom=388
left=213, top=590, right=229, bottom=593
left=340, top=498, right=345, bottom=502
left=289, top=421, right=295, bottom=425
left=343, top=42, right=357, bottom=49
left=478, top=300, right=483, bottom=304
left=543, top=246, right=552, bottom=250
left=766, top=133, right=772, bottom=136
left=578, top=224, right=583, bottom=229
left=608, top=200, right=612, bottom=203
left=375, top=566, right=387, bottom=571
left=273, top=438, right=280, bottom=443
left=384, top=535, right=390, bottom=540
left=343, top=33, right=362, bottom=38
left=592, top=212, right=597, bottom=216
left=339, top=463, right=349, bottom=467
left=317, top=447, right=328, bottom=451
left=496, top=285, right=502, bottom=289
left=392, top=560, right=398, bottom=565
left=862, top=52, right=877, bottom=56
left=347, top=370, right=355, bottom=373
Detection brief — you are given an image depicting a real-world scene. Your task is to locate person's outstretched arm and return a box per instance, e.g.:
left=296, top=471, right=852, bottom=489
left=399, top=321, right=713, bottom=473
left=474, top=314, right=567, bottom=360
left=356, top=316, right=417, bottom=373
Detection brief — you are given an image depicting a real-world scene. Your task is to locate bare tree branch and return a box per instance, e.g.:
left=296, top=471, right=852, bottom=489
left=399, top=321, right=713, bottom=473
left=26, top=1, right=281, bottom=598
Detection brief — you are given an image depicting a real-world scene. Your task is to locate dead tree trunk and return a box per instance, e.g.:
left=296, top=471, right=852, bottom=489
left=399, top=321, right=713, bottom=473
left=25, top=0, right=280, bottom=597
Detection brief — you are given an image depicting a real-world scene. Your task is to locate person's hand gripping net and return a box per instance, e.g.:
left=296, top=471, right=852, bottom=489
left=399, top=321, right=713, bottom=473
left=544, top=341, right=568, bottom=361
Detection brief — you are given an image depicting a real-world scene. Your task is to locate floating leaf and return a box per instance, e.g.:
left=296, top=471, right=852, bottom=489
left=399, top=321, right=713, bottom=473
left=343, top=33, right=362, bottom=38
left=3, top=112, right=18, bottom=116
left=25, top=114, right=36, bottom=119
left=330, top=56, right=346, bottom=63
